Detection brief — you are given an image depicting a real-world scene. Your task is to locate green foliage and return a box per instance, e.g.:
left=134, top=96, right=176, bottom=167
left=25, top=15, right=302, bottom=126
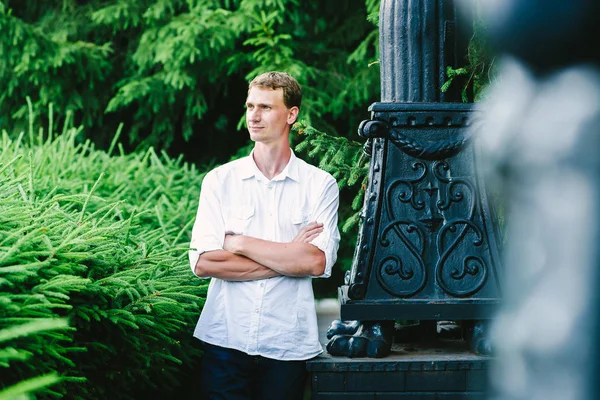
left=1, top=0, right=380, bottom=160
left=0, top=2, right=112, bottom=133
left=442, top=8, right=494, bottom=102
left=0, top=107, right=208, bottom=399
left=0, top=373, right=62, bottom=400
left=0, top=319, right=67, bottom=399
left=441, top=66, right=470, bottom=102
left=463, top=15, right=495, bottom=101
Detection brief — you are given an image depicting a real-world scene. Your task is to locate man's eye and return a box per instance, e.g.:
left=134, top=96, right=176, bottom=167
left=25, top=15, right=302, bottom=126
left=263, top=106, right=271, bottom=110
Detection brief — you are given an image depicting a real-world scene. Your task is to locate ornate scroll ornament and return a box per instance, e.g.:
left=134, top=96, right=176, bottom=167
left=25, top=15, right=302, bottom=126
left=433, top=162, right=488, bottom=297
left=377, top=160, right=488, bottom=298
left=376, top=162, right=428, bottom=297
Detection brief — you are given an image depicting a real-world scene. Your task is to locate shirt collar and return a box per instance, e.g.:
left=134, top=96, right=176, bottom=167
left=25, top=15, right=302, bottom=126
left=239, top=149, right=300, bottom=183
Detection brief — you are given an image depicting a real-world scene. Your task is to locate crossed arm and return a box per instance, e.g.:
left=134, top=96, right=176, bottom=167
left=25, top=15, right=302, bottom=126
left=194, top=222, right=326, bottom=281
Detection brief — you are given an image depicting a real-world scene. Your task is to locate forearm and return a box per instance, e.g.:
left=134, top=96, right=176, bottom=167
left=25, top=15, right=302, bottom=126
left=194, top=250, right=280, bottom=281
left=227, top=236, right=325, bottom=277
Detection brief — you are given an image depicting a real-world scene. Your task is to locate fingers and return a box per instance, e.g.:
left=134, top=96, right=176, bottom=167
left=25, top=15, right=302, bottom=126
left=303, top=222, right=323, bottom=234
left=303, top=225, right=323, bottom=240
left=223, top=234, right=241, bottom=253
left=303, top=232, right=320, bottom=243
left=304, top=222, right=323, bottom=235
left=293, top=221, right=324, bottom=243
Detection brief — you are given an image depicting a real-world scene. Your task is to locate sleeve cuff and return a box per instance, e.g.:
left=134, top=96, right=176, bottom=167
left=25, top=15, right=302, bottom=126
left=189, top=244, right=222, bottom=279
left=310, top=232, right=334, bottom=278
left=189, top=249, right=204, bottom=278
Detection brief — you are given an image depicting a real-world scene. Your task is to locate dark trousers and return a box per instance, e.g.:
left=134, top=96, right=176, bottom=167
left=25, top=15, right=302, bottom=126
left=200, top=342, right=307, bottom=400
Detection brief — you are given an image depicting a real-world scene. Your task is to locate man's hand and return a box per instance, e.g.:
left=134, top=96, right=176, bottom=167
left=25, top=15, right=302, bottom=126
left=223, top=234, right=242, bottom=254
left=292, top=221, right=323, bottom=243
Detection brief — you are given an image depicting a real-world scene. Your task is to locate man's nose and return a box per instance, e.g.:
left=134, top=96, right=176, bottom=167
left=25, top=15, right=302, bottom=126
left=248, top=109, right=261, bottom=121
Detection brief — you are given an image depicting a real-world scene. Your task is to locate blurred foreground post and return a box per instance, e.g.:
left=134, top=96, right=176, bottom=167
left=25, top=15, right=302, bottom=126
left=474, top=1, right=600, bottom=399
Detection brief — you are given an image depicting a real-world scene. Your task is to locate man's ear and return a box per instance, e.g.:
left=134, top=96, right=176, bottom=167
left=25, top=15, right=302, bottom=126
left=287, top=106, right=299, bottom=125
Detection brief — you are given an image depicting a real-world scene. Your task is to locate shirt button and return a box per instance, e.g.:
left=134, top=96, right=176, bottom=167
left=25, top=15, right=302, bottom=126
left=267, top=183, right=273, bottom=189
left=255, top=309, right=259, bottom=313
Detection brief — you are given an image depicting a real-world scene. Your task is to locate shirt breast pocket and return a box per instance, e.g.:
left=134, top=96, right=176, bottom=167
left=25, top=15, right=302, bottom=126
left=225, top=205, right=254, bottom=235
left=291, top=210, right=308, bottom=226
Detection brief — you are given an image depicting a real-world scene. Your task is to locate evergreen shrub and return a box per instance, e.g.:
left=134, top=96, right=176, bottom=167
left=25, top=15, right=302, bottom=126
left=0, top=108, right=208, bottom=399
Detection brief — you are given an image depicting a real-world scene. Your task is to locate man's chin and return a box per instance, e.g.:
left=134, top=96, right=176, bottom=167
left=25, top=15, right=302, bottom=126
left=248, top=132, right=265, bottom=142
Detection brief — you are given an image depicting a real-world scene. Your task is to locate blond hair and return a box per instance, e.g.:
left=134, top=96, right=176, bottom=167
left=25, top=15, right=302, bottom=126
left=248, top=72, right=302, bottom=109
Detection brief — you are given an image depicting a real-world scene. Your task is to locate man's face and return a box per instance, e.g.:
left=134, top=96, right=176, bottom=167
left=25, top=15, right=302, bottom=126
left=245, top=87, right=298, bottom=144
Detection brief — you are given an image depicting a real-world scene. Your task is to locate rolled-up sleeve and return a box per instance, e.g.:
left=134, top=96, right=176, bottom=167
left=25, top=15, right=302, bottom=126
left=189, top=171, right=224, bottom=277
left=309, top=176, right=341, bottom=278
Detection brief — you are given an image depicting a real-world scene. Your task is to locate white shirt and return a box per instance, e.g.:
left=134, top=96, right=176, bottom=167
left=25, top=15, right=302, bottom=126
left=189, top=150, right=340, bottom=360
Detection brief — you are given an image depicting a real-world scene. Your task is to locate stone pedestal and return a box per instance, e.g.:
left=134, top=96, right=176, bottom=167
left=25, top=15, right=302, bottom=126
left=308, top=341, right=489, bottom=399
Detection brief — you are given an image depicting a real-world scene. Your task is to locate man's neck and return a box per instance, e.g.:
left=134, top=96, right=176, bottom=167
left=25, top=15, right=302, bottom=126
left=252, top=142, right=292, bottom=180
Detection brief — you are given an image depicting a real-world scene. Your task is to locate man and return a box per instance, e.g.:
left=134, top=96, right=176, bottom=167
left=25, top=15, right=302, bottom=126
left=189, top=71, right=340, bottom=400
